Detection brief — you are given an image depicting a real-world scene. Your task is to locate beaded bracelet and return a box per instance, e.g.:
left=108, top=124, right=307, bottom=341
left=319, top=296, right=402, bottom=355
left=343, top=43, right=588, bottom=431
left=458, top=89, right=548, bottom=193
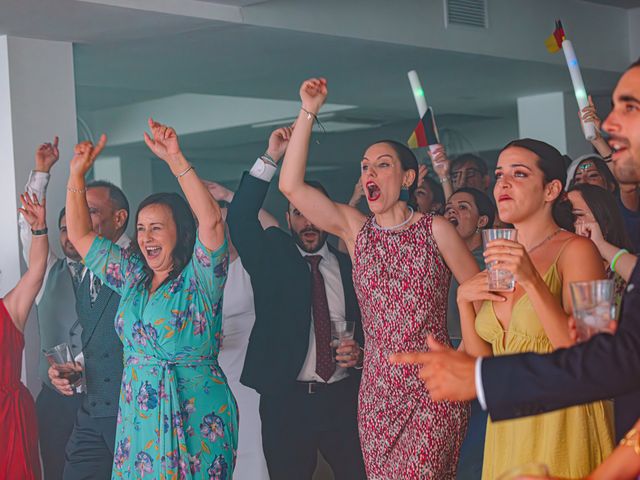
left=611, top=248, right=629, bottom=273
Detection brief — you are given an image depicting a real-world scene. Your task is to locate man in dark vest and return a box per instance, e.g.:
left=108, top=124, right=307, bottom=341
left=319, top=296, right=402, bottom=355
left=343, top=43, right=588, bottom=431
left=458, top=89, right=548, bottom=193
left=48, top=176, right=130, bottom=480
left=227, top=127, right=366, bottom=479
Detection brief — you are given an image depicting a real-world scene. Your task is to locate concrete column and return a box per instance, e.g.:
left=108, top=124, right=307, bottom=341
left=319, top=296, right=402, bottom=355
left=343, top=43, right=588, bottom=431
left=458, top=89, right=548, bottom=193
left=517, top=91, right=593, bottom=160
left=0, top=36, right=78, bottom=390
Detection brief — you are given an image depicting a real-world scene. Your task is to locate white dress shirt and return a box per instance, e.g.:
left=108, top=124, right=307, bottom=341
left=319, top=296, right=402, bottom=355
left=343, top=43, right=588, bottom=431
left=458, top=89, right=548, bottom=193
left=247, top=160, right=351, bottom=384
left=296, top=243, right=349, bottom=384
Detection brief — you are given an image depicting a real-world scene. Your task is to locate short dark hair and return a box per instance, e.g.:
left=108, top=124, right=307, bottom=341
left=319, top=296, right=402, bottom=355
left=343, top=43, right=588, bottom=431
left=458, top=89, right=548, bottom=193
left=132, top=192, right=196, bottom=290
left=287, top=180, right=330, bottom=211
left=58, top=207, right=66, bottom=229
left=87, top=180, right=130, bottom=231
left=451, top=154, right=489, bottom=176
left=450, top=187, right=496, bottom=228
left=568, top=183, right=633, bottom=253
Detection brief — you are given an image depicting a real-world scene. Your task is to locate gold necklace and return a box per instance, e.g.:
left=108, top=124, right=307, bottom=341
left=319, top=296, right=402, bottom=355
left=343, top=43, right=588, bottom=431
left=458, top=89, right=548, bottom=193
left=526, top=228, right=563, bottom=254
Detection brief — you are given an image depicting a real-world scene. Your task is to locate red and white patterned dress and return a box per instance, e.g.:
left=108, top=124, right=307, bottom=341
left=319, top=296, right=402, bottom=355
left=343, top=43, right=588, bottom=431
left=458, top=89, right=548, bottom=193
left=353, top=213, right=469, bottom=479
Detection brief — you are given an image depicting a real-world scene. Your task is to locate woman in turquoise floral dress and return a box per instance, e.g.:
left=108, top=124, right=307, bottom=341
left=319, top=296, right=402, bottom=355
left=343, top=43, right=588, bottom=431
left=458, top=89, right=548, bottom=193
left=65, top=118, right=238, bottom=479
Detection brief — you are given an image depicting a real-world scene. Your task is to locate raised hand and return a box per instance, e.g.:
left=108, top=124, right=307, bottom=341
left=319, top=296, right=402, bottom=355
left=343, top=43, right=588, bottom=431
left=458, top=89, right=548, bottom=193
left=266, top=125, right=294, bottom=162
left=143, top=118, right=181, bottom=164
left=202, top=180, right=234, bottom=203
left=299, top=78, right=328, bottom=115
left=575, top=220, right=605, bottom=249
left=19, top=192, right=46, bottom=230
left=35, top=137, right=60, bottom=173
left=580, top=95, right=602, bottom=133
left=69, top=134, right=107, bottom=178
left=428, top=144, right=451, bottom=180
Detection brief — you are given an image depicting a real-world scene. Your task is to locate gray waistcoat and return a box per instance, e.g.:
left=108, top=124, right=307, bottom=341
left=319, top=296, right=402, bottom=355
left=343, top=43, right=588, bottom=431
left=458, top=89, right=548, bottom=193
left=37, top=258, right=83, bottom=390
left=76, top=274, right=123, bottom=418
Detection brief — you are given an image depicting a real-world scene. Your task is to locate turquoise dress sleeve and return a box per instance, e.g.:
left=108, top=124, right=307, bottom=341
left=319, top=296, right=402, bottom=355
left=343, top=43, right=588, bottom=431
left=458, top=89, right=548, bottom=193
left=189, top=232, right=229, bottom=303
left=84, top=236, right=141, bottom=296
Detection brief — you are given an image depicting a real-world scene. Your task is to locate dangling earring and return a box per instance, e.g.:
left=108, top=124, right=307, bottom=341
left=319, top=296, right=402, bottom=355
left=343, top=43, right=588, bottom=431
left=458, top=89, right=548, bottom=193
left=399, top=185, right=410, bottom=202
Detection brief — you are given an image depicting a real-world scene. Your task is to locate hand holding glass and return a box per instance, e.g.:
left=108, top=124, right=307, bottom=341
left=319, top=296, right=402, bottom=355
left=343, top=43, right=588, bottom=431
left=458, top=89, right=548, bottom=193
left=45, top=343, right=83, bottom=391
left=570, top=279, right=616, bottom=342
left=483, top=229, right=518, bottom=291
left=331, top=321, right=355, bottom=366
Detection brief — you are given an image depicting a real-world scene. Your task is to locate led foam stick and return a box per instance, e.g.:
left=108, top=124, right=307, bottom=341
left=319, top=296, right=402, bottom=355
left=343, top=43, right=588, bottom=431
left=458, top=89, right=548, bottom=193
left=562, top=39, right=597, bottom=141
left=407, top=70, right=440, bottom=153
left=546, top=21, right=597, bottom=141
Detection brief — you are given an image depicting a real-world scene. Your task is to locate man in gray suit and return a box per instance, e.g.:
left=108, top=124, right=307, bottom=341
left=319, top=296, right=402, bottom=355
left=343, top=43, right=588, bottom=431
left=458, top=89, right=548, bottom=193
left=36, top=143, right=130, bottom=479
left=20, top=139, right=86, bottom=480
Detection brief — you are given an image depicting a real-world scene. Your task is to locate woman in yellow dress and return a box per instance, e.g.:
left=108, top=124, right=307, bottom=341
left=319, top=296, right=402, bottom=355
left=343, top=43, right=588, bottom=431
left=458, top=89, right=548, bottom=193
left=457, top=139, right=615, bottom=479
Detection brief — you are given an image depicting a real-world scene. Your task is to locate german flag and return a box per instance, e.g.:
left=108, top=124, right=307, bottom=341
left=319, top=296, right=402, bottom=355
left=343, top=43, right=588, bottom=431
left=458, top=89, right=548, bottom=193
left=408, top=107, right=439, bottom=148
left=545, top=20, right=565, bottom=53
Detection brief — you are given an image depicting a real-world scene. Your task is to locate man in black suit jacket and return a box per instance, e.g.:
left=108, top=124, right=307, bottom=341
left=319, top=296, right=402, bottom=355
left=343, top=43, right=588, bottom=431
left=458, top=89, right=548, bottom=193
left=392, top=60, right=640, bottom=442
left=227, top=127, right=366, bottom=480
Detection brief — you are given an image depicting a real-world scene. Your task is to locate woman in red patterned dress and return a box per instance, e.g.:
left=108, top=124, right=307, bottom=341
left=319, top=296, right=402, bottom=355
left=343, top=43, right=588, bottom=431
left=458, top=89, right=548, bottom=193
left=1, top=191, right=49, bottom=480
left=279, top=78, right=480, bottom=479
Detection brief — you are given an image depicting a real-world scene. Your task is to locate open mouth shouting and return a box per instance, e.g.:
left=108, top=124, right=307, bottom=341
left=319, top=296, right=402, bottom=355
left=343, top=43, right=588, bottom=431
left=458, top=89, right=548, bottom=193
left=300, top=228, right=319, bottom=242
left=366, top=181, right=381, bottom=201
left=447, top=216, right=459, bottom=227
left=145, top=246, right=162, bottom=260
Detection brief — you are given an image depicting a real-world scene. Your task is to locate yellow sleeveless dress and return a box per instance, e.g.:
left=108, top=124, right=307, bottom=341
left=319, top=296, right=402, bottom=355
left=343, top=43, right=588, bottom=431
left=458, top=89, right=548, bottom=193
left=476, top=253, right=614, bottom=479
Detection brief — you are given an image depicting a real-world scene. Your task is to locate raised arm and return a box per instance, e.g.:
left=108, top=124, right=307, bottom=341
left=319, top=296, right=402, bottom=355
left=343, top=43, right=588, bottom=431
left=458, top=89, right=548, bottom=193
left=279, top=78, right=365, bottom=248
left=577, top=220, right=637, bottom=283
left=19, top=138, right=59, bottom=270
left=4, top=193, right=49, bottom=332
left=143, top=118, right=224, bottom=251
left=203, top=180, right=279, bottom=229
left=66, top=136, right=107, bottom=257
left=429, top=145, right=454, bottom=201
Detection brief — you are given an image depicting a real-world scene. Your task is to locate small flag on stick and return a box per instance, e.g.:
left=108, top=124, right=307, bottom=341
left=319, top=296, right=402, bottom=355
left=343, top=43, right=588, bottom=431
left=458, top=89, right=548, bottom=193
left=407, top=107, right=439, bottom=149
left=544, top=20, right=565, bottom=53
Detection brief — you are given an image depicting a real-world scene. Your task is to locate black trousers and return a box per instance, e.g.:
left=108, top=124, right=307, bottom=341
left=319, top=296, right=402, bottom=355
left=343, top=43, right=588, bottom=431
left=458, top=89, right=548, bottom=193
left=36, top=384, right=84, bottom=480
left=259, top=375, right=366, bottom=480
left=62, top=406, right=117, bottom=480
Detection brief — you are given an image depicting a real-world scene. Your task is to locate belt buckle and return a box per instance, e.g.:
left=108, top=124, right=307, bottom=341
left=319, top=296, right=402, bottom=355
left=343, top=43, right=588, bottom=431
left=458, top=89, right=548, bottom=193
left=308, top=382, right=316, bottom=394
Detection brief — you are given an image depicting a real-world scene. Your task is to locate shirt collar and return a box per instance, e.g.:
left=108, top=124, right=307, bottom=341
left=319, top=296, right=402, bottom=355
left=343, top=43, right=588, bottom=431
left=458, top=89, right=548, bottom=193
left=296, top=241, right=330, bottom=261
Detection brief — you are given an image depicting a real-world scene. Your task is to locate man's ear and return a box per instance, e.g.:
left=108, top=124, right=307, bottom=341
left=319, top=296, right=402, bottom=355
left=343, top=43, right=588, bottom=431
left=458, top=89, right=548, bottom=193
left=115, top=209, right=128, bottom=231
left=285, top=211, right=291, bottom=230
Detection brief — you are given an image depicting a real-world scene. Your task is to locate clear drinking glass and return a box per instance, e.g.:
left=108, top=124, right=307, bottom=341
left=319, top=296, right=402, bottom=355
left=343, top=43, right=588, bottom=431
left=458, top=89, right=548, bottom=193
left=330, top=321, right=355, bottom=365
left=496, top=462, right=550, bottom=480
left=44, top=342, right=83, bottom=390
left=482, top=229, right=518, bottom=291
left=570, top=279, right=616, bottom=342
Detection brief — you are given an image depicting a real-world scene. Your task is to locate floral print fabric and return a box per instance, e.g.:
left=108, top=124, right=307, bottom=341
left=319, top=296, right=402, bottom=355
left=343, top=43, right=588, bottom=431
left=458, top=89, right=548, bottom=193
left=85, top=234, right=237, bottom=479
